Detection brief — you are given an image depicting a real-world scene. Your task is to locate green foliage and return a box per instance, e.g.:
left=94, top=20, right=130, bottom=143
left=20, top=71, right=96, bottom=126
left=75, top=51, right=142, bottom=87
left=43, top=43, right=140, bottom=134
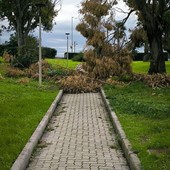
left=47, top=69, right=66, bottom=76
left=104, top=82, right=170, bottom=170
left=12, top=46, right=38, bottom=68
left=72, top=53, right=84, bottom=61
left=0, top=78, right=58, bottom=170
left=0, top=0, right=59, bottom=47
left=42, top=47, right=57, bottom=59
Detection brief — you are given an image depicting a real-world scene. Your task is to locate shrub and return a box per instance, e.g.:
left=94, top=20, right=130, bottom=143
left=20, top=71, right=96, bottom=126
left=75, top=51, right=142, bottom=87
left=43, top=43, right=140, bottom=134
left=42, top=47, right=57, bottom=59
left=12, top=46, right=38, bottom=68
left=0, top=45, right=17, bottom=56
left=72, top=53, right=84, bottom=61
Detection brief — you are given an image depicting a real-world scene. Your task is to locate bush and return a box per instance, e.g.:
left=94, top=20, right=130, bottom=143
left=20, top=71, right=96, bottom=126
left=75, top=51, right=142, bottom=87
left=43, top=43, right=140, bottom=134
left=12, top=46, right=38, bottom=68
left=0, top=45, right=18, bottom=56
left=42, top=47, right=57, bottom=59
left=72, top=53, right=84, bottom=61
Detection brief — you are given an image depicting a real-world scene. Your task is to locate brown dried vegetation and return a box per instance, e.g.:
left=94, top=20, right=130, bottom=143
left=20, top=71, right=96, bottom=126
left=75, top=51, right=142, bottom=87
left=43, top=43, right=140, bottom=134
left=58, top=74, right=102, bottom=93
left=6, top=66, right=25, bottom=78
left=133, top=73, right=170, bottom=88
left=83, top=49, right=132, bottom=79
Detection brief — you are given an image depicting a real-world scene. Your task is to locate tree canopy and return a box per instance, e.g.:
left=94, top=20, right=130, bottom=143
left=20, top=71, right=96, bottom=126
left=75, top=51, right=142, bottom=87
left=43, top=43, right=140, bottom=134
left=0, top=0, right=61, bottom=47
left=123, top=0, right=170, bottom=73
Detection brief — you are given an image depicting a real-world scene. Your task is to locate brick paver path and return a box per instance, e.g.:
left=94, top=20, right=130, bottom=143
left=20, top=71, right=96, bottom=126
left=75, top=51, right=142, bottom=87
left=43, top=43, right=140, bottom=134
left=27, top=93, right=130, bottom=170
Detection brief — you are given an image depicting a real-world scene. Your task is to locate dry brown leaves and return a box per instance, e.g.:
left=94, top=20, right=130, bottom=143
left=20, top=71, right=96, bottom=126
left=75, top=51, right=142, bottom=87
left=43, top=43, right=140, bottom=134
left=58, top=74, right=102, bottom=93
left=133, top=73, right=170, bottom=88
left=5, top=66, right=26, bottom=78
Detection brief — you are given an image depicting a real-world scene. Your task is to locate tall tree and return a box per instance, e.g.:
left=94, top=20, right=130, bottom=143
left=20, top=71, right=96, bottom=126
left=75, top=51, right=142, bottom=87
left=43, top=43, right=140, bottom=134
left=123, top=0, right=170, bottom=74
left=0, top=0, right=61, bottom=47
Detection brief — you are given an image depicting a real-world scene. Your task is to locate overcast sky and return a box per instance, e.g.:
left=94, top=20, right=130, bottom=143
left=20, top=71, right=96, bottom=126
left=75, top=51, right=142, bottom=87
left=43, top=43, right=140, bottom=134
left=0, top=0, right=137, bottom=57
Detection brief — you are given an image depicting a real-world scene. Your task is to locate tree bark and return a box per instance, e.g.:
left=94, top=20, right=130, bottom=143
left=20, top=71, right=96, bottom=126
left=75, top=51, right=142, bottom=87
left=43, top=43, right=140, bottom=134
left=148, top=29, right=166, bottom=74
left=16, top=18, right=25, bottom=48
left=133, top=0, right=166, bottom=74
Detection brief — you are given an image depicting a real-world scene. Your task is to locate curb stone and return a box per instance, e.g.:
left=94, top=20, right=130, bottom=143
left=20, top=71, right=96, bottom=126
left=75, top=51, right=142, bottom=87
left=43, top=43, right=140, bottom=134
left=11, top=90, right=63, bottom=170
left=100, top=88, right=142, bottom=170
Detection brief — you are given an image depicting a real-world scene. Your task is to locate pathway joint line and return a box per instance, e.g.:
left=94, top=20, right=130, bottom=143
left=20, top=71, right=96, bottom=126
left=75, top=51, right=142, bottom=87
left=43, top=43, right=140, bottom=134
left=26, top=92, right=130, bottom=170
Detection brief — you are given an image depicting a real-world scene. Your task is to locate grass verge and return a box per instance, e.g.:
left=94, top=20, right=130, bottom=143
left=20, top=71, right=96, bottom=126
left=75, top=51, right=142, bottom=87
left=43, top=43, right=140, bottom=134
left=104, top=82, right=170, bottom=170
left=46, top=58, right=81, bottom=70
left=132, top=61, right=170, bottom=74
left=0, top=78, right=58, bottom=170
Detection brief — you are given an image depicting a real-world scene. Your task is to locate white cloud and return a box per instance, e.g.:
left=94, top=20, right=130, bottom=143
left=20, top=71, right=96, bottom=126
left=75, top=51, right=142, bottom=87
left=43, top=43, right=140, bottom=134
left=0, top=0, right=137, bottom=57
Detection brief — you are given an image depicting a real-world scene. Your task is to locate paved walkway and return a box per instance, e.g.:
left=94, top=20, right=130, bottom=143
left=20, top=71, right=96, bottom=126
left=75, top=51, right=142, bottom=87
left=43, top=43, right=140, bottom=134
left=26, top=93, right=130, bottom=170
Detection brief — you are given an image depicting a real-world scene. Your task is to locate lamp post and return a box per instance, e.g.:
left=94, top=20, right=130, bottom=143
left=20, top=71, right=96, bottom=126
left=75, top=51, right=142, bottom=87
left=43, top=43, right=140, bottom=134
left=74, top=41, right=78, bottom=53
left=36, top=3, right=45, bottom=86
left=71, top=17, right=77, bottom=53
left=65, top=32, right=70, bottom=68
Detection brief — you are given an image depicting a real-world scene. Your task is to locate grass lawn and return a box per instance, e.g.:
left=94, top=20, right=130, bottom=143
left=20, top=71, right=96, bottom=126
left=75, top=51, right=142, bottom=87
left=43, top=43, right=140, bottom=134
left=0, top=77, right=58, bottom=169
left=46, top=58, right=81, bottom=70
left=104, top=82, right=170, bottom=170
left=132, top=61, right=170, bottom=74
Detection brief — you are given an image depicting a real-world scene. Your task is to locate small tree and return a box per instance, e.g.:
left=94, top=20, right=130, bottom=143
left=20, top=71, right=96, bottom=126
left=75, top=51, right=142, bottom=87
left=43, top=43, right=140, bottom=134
left=76, top=0, right=117, bottom=58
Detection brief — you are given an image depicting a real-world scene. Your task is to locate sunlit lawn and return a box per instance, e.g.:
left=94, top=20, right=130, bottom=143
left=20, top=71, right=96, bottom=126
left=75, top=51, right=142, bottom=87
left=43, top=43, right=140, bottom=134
left=46, top=58, right=81, bottom=70
left=132, top=61, right=170, bottom=74
left=0, top=57, right=59, bottom=169
left=46, top=58, right=170, bottom=74
left=1, top=56, right=170, bottom=170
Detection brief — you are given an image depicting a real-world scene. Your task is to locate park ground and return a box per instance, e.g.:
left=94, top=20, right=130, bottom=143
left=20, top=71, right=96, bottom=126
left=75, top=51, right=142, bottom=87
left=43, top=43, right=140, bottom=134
left=0, top=57, right=170, bottom=170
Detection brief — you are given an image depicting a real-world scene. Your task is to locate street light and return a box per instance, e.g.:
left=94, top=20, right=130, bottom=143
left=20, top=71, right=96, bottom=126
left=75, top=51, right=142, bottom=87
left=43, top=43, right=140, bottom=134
left=36, top=3, right=45, bottom=86
left=71, top=17, right=77, bottom=53
left=65, top=32, right=70, bottom=68
left=74, top=41, right=78, bottom=53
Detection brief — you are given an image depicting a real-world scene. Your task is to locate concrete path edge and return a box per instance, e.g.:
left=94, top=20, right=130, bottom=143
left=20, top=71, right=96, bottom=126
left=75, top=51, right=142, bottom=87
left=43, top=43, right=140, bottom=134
left=11, top=90, right=63, bottom=170
left=100, top=88, right=142, bottom=170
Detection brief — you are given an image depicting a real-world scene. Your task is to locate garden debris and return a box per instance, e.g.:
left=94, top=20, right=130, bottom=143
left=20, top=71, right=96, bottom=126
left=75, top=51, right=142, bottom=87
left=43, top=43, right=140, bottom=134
left=5, top=66, right=26, bottom=78
left=133, top=73, right=170, bottom=88
left=16, top=77, right=30, bottom=84
left=58, top=74, right=102, bottom=93
left=25, top=60, right=52, bottom=79
left=0, top=74, right=5, bottom=80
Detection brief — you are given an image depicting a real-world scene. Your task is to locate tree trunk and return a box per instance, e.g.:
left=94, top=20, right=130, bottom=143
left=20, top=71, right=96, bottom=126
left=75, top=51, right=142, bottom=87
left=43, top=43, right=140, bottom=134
left=148, top=30, right=166, bottom=74
left=16, top=18, right=25, bottom=48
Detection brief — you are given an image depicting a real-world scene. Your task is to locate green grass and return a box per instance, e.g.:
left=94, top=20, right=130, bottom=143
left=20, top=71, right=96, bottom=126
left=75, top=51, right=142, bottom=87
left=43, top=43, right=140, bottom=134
left=46, top=58, right=81, bottom=70
left=132, top=61, right=170, bottom=74
left=0, top=78, right=58, bottom=170
left=0, top=57, right=7, bottom=75
left=104, top=82, right=170, bottom=170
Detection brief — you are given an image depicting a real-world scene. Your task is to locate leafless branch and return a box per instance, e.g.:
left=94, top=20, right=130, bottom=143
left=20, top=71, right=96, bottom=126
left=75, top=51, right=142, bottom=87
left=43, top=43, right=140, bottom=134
left=121, top=9, right=135, bottom=25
